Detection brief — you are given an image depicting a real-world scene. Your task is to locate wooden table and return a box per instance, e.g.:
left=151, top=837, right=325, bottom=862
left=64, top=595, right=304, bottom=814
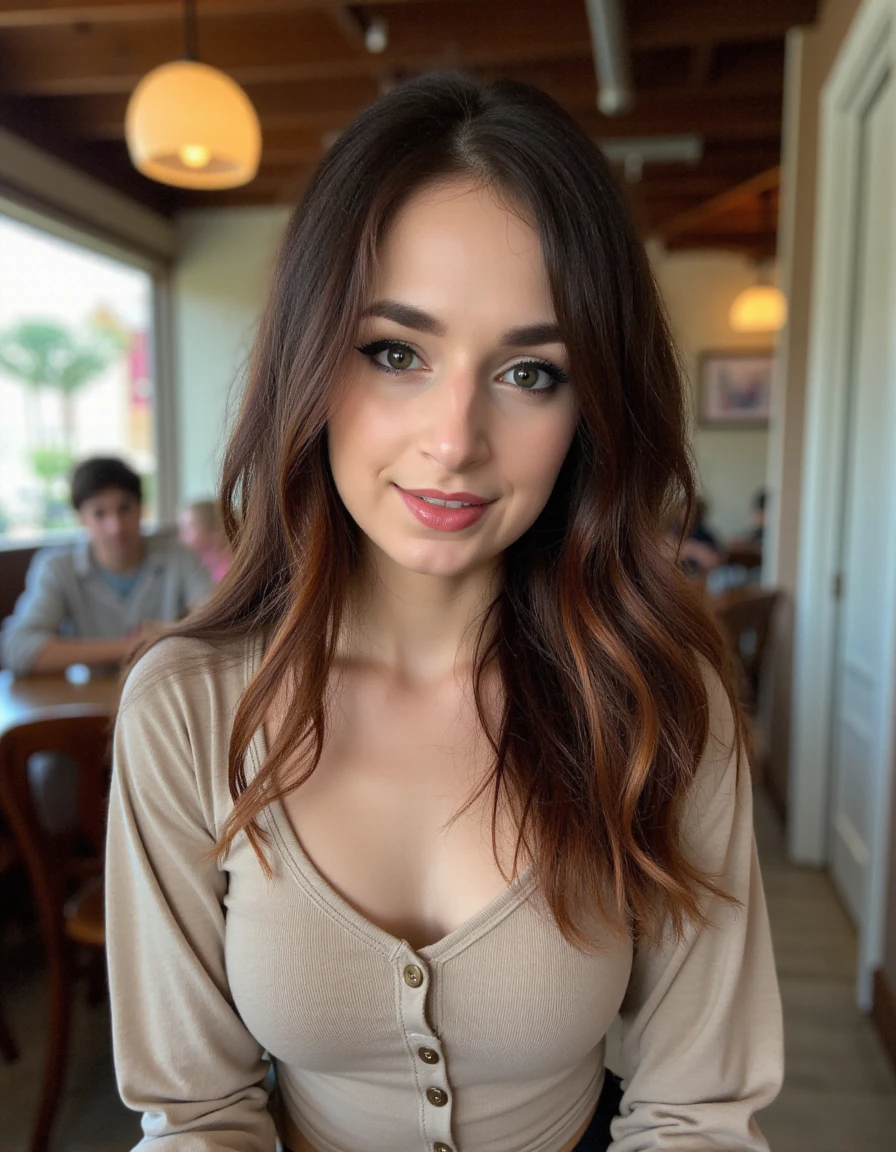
left=0, top=669, right=120, bottom=738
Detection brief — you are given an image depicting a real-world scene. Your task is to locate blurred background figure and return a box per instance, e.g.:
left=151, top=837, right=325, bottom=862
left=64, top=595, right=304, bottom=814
left=667, top=494, right=724, bottom=580
left=730, top=488, right=766, bottom=551
left=177, top=498, right=231, bottom=584
left=0, top=457, right=211, bottom=677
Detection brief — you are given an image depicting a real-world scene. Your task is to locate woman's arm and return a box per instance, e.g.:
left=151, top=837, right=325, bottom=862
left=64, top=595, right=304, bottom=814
left=106, top=645, right=278, bottom=1150
left=612, top=675, right=783, bottom=1151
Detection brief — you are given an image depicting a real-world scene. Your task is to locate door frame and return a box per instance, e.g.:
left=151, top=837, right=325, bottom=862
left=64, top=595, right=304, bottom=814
left=790, top=0, right=896, bottom=1007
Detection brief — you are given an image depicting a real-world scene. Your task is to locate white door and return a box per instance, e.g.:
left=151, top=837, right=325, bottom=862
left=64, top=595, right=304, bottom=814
left=828, top=67, right=895, bottom=928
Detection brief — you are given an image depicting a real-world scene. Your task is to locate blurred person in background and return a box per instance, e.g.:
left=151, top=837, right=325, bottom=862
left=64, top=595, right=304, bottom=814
left=731, top=488, right=766, bottom=551
left=666, top=494, right=724, bottom=579
left=0, top=456, right=211, bottom=677
left=178, top=497, right=232, bottom=584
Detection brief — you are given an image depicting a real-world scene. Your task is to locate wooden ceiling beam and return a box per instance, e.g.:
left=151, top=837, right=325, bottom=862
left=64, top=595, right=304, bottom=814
left=0, top=0, right=818, bottom=42
left=480, top=43, right=782, bottom=103
left=0, top=4, right=596, bottom=96
left=629, top=0, right=818, bottom=48
left=711, top=40, right=786, bottom=89
left=0, top=0, right=440, bottom=29
left=0, top=0, right=816, bottom=97
left=656, top=166, right=780, bottom=239
left=689, top=42, right=715, bottom=89
left=633, top=174, right=757, bottom=200
left=579, top=95, right=782, bottom=142
left=662, top=230, right=778, bottom=257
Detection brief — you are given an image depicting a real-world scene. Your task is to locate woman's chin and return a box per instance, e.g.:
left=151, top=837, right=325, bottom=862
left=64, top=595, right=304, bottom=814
left=375, top=538, right=495, bottom=581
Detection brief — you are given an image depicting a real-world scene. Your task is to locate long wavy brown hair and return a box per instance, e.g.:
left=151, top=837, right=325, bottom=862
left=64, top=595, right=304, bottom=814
left=156, top=72, right=744, bottom=949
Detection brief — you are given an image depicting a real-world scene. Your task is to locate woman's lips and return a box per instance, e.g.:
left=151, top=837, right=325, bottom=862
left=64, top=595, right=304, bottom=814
left=395, top=486, right=494, bottom=532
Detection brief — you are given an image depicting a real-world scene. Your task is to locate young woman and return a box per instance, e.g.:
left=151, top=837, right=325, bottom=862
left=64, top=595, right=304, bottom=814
left=178, top=497, right=232, bottom=584
left=106, top=74, right=783, bottom=1152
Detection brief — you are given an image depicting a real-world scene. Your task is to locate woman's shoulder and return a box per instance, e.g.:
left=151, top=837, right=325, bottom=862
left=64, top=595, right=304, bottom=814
left=697, top=655, right=739, bottom=762
left=682, top=655, right=748, bottom=860
left=119, top=632, right=258, bottom=722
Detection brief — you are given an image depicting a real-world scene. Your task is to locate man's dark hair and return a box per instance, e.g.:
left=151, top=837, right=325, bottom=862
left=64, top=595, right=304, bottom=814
left=70, top=457, right=142, bottom=509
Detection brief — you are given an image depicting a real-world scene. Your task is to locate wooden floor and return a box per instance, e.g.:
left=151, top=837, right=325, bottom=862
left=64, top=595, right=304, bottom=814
left=753, top=786, right=896, bottom=1151
left=0, top=785, right=894, bottom=1151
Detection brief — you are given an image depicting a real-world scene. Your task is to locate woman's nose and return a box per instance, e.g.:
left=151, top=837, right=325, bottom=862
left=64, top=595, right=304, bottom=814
left=416, top=369, right=490, bottom=473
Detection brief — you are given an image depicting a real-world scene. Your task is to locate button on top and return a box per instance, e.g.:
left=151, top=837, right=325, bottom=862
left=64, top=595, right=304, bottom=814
left=418, top=1046, right=440, bottom=1065
left=426, top=1087, right=448, bottom=1107
left=433, top=1144, right=453, bottom=1152
left=403, top=964, right=424, bottom=988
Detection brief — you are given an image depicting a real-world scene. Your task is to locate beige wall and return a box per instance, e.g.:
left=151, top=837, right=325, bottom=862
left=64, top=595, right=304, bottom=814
left=173, top=205, right=290, bottom=500
left=763, top=0, right=863, bottom=815
left=649, top=247, right=774, bottom=543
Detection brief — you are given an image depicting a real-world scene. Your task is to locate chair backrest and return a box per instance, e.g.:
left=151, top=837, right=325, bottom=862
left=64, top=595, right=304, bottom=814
left=725, top=544, right=763, bottom=572
left=0, top=709, right=113, bottom=942
left=713, top=588, right=780, bottom=710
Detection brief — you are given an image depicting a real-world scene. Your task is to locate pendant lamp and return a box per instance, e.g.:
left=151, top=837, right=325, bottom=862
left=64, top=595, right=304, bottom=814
left=729, top=189, right=787, bottom=333
left=729, top=277, right=788, bottom=333
left=125, top=0, right=261, bottom=190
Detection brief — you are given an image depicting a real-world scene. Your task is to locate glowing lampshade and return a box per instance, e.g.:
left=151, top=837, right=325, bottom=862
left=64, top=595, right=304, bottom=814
left=125, top=60, right=261, bottom=190
left=729, top=284, right=788, bottom=333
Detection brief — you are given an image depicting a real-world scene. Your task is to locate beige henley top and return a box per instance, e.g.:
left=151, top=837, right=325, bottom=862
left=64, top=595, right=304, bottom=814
left=106, top=636, right=783, bottom=1152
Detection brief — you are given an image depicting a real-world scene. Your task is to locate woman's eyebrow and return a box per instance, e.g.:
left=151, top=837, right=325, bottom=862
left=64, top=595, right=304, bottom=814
left=361, top=300, right=564, bottom=348
left=361, top=300, right=445, bottom=335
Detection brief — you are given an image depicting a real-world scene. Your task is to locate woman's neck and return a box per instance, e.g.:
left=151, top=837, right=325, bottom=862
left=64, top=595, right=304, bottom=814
left=340, top=548, right=502, bottom=684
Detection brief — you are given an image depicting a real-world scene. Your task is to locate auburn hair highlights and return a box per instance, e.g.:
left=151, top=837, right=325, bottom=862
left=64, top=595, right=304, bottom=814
left=157, top=73, right=744, bottom=948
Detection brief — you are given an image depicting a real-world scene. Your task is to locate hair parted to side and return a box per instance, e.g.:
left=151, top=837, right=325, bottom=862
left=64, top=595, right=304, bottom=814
left=151, top=72, right=745, bottom=949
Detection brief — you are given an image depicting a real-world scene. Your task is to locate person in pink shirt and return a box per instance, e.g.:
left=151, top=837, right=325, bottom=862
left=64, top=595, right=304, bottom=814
left=177, top=498, right=231, bottom=584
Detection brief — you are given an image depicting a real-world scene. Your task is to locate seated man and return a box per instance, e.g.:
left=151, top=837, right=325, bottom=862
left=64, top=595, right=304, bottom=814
left=0, top=456, right=212, bottom=676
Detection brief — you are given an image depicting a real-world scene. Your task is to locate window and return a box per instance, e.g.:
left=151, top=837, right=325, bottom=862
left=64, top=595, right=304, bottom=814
left=0, top=211, right=159, bottom=542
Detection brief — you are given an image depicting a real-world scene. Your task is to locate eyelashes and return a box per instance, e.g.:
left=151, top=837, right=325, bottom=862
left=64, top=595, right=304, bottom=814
left=354, top=339, right=570, bottom=395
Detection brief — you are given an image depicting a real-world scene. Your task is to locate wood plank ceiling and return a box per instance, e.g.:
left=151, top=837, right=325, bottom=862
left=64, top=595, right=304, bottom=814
left=0, top=0, right=819, bottom=257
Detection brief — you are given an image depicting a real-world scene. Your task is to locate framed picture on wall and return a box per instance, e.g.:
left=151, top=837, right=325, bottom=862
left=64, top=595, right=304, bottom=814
left=698, top=350, right=774, bottom=429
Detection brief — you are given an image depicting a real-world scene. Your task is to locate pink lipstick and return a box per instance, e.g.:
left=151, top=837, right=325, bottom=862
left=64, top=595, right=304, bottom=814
left=395, top=486, right=494, bottom=532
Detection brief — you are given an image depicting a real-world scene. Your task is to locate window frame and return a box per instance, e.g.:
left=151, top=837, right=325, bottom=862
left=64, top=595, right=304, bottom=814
left=0, top=192, right=176, bottom=547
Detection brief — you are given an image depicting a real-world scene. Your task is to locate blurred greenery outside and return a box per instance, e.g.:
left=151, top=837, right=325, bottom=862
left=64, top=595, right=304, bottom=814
left=0, top=316, right=155, bottom=540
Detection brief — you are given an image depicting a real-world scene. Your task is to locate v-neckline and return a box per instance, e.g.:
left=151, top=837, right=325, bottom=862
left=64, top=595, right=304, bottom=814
left=244, top=636, right=537, bottom=963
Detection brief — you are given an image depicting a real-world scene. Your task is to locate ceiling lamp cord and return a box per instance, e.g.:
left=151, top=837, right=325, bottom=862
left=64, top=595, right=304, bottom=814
left=183, top=0, right=198, bottom=62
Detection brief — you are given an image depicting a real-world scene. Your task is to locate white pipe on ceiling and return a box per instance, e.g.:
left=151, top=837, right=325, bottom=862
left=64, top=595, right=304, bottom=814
left=585, top=0, right=634, bottom=116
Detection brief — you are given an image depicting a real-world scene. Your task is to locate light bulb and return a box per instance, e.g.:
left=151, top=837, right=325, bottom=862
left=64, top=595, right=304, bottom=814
left=365, top=17, right=388, bottom=53
left=729, top=285, right=787, bottom=333
left=179, top=143, right=211, bottom=169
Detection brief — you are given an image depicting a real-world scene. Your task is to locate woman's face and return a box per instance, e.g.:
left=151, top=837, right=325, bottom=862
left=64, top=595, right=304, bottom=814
left=327, top=179, right=578, bottom=581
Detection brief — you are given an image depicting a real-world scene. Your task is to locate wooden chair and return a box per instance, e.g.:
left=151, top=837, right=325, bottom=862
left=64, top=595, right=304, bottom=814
left=724, top=542, right=764, bottom=572
left=0, top=821, right=21, bottom=1063
left=0, top=709, right=112, bottom=1152
left=713, top=587, right=781, bottom=714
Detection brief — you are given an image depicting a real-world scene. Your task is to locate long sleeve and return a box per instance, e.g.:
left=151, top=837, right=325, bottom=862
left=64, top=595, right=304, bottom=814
left=612, top=677, right=783, bottom=1151
left=106, top=642, right=277, bottom=1150
left=0, top=550, right=68, bottom=673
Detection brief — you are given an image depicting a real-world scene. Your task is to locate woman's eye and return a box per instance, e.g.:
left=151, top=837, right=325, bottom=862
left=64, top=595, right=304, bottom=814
left=357, top=340, right=422, bottom=373
left=499, top=361, right=566, bottom=393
